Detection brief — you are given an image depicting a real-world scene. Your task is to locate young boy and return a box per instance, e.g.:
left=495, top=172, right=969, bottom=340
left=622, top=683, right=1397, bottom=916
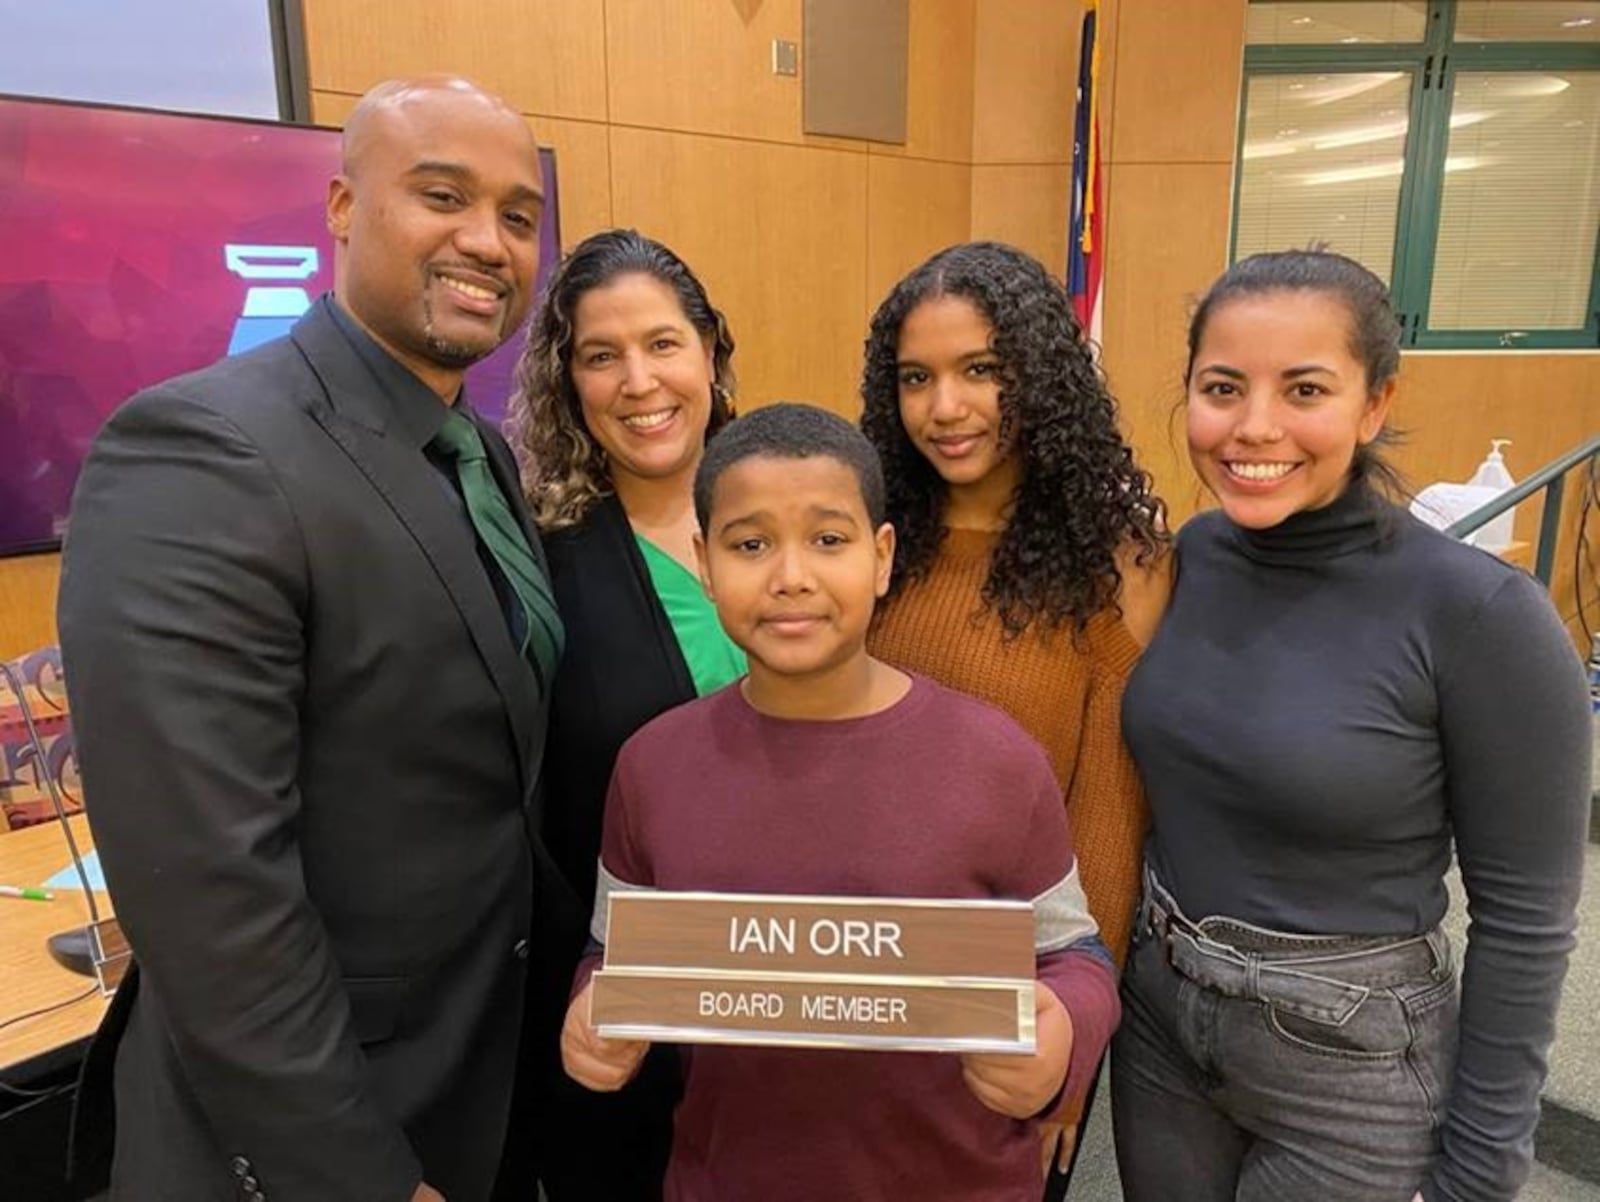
left=562, top=404, right=1118, bottom=1201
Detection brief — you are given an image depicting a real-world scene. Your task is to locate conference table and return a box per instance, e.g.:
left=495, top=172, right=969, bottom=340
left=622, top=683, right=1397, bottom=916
left=0, top=813, right=114, bottom=1078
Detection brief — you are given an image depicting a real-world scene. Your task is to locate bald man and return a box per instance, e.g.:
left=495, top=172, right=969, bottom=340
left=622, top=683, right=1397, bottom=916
left=61, top=78, right=560, bottom=1202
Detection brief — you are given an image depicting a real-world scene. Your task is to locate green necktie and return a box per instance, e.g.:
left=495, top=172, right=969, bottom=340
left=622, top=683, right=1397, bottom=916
left=431, top=410, right=564, bottom=684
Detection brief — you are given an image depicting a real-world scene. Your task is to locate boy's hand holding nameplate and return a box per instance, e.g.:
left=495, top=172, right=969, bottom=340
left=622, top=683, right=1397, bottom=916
left=563, top=981, right=650, bottom=1091
left=960, top=983, right=1073, bottom=1119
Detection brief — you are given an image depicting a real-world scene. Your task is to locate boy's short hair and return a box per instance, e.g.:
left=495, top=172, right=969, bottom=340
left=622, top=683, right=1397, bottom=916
left=694, top=403, right=888, bottom=532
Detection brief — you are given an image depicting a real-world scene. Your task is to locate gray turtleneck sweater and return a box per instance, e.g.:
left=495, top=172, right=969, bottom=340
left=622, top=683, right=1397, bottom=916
left=1123, top=483, right=1590, bottom=1202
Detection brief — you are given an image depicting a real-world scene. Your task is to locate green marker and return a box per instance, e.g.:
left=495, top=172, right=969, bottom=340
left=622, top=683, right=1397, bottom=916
left=0, top=885, right=54, bottom=901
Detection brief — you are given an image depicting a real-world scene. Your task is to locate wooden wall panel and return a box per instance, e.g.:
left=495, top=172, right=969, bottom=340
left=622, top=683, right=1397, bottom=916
left=1099, top=162, right=1234, bottom=523
left=609, top=128, right=869, bottom=416
left=606, top=0, right=804, bottom=143
left=1096, top=0, right=1121, bottom=167
left=1394, top=354, right=1600, bottom=644
left=970, top=165, right=1070, bottom=278
left=971, top=0, right=1076, bottom=166
left=1328, top=358, right=1594, bottom=645
left=607, top=0, right=974, bottom=161
left=866, top=157, right=972, bottom=317
left=301, top=0, right=608, bottom=121
left=1393, top=355, right=1597, bottom=497
left=0, top=554, right=61, bottom=662
left=1108, top=0, right=1245, bottom=164
left=870, top=0, right=976, bottom=164
left=308, top=89, right=354, bottom=125
left=1099, top=0, right=1254, bottom=523
left=533, top=119, right=615, bottom=248
left=309, top=91, right=614, bottom=252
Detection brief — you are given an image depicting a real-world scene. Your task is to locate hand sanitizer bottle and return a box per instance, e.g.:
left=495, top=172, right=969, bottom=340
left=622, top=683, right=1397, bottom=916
left=1466, top=439, right=1515, bottom=552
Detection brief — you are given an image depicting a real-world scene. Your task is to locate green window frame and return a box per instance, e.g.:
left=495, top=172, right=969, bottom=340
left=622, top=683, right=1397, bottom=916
left=1234, top=2, right=1600, bottom=350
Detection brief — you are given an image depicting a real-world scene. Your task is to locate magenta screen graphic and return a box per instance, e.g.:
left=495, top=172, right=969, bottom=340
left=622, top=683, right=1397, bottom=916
left=0, top=95, right=560, bottom=557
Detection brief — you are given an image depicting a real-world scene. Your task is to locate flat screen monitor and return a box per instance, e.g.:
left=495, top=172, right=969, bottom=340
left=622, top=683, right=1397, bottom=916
left=0, top=94, right=561, bottom=558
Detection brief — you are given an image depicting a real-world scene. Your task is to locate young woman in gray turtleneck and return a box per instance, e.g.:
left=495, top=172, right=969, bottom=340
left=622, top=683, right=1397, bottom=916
left=1114, top=250, right=1590, bottom=1202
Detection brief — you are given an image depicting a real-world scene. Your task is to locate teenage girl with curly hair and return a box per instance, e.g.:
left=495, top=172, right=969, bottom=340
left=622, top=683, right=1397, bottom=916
left=861, top=240, right=1170, bottom=1193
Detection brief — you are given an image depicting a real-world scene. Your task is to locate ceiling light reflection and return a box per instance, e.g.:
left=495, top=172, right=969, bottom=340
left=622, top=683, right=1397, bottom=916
left=1299, top=155, right=1488, bottom=186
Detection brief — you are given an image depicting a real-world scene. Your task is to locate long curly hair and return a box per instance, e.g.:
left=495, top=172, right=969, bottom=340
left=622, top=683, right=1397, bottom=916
left=506, top=229, right=737, bottom=530
left=860, top=241, right=1167, bottom=637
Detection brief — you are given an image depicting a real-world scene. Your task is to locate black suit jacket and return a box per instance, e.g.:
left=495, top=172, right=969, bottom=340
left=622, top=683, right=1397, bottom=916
left=59, top=301, right=551, bottom=1202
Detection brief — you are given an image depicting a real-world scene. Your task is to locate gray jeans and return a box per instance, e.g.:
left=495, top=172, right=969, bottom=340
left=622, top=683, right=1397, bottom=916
left=1111, top=869, right=1458, bottom=1201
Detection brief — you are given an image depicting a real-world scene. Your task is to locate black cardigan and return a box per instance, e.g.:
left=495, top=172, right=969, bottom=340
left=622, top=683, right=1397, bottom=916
left=507, top=492, right=693, bottom=1199
left=539, top=492, right=698, bottom=949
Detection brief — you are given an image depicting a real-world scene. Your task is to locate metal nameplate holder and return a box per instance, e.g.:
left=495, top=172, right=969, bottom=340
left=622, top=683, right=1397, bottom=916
left=591, top=891, right=1038, bottom=1054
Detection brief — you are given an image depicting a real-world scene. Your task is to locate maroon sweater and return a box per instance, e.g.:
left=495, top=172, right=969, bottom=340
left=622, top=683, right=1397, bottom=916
left=582, top=675, right=1119, bottom=1202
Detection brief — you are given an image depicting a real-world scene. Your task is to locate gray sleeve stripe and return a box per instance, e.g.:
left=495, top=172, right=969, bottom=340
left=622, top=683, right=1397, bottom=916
left=591, top=860, right=655, bottom=945
left=1034, top=862, right=1100, bottom=953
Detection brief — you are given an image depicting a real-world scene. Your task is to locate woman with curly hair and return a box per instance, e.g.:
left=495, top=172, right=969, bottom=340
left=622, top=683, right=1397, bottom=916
left=861, top=240, right=1170, bottom=1193
left=494, top=229, right=743, bottom=1202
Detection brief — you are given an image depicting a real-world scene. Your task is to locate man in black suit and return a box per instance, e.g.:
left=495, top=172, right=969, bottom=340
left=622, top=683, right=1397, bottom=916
left=58, top=76, right=561, bottom=1202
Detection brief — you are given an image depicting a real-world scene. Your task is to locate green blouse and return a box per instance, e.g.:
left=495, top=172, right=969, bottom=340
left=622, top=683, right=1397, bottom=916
left=634, top=534, right=747, bottom=697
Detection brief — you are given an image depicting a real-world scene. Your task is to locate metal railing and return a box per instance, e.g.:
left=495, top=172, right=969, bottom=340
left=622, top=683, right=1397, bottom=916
left=1444, top=434, right=1600, bottom=586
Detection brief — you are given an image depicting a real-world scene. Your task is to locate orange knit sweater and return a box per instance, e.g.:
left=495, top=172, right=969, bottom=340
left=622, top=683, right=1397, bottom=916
left=868, top=528, right=1150, bottom=968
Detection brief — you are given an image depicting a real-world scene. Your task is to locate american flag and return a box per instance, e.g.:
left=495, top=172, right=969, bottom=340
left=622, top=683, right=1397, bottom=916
left=1067, top=0, right=1105, bottom=348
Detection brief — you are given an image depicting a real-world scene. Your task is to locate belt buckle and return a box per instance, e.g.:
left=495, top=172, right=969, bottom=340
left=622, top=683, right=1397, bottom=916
left=1150, top=895, right=1228, bottom=968
left=1148, top=888, right=1184, bottom=936
left=1147, top=893, right=1179, bottom=949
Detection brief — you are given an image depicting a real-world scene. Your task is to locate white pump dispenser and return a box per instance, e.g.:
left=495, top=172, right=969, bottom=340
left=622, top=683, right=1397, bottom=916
left=1465, top=439, right=1516, bottom=551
